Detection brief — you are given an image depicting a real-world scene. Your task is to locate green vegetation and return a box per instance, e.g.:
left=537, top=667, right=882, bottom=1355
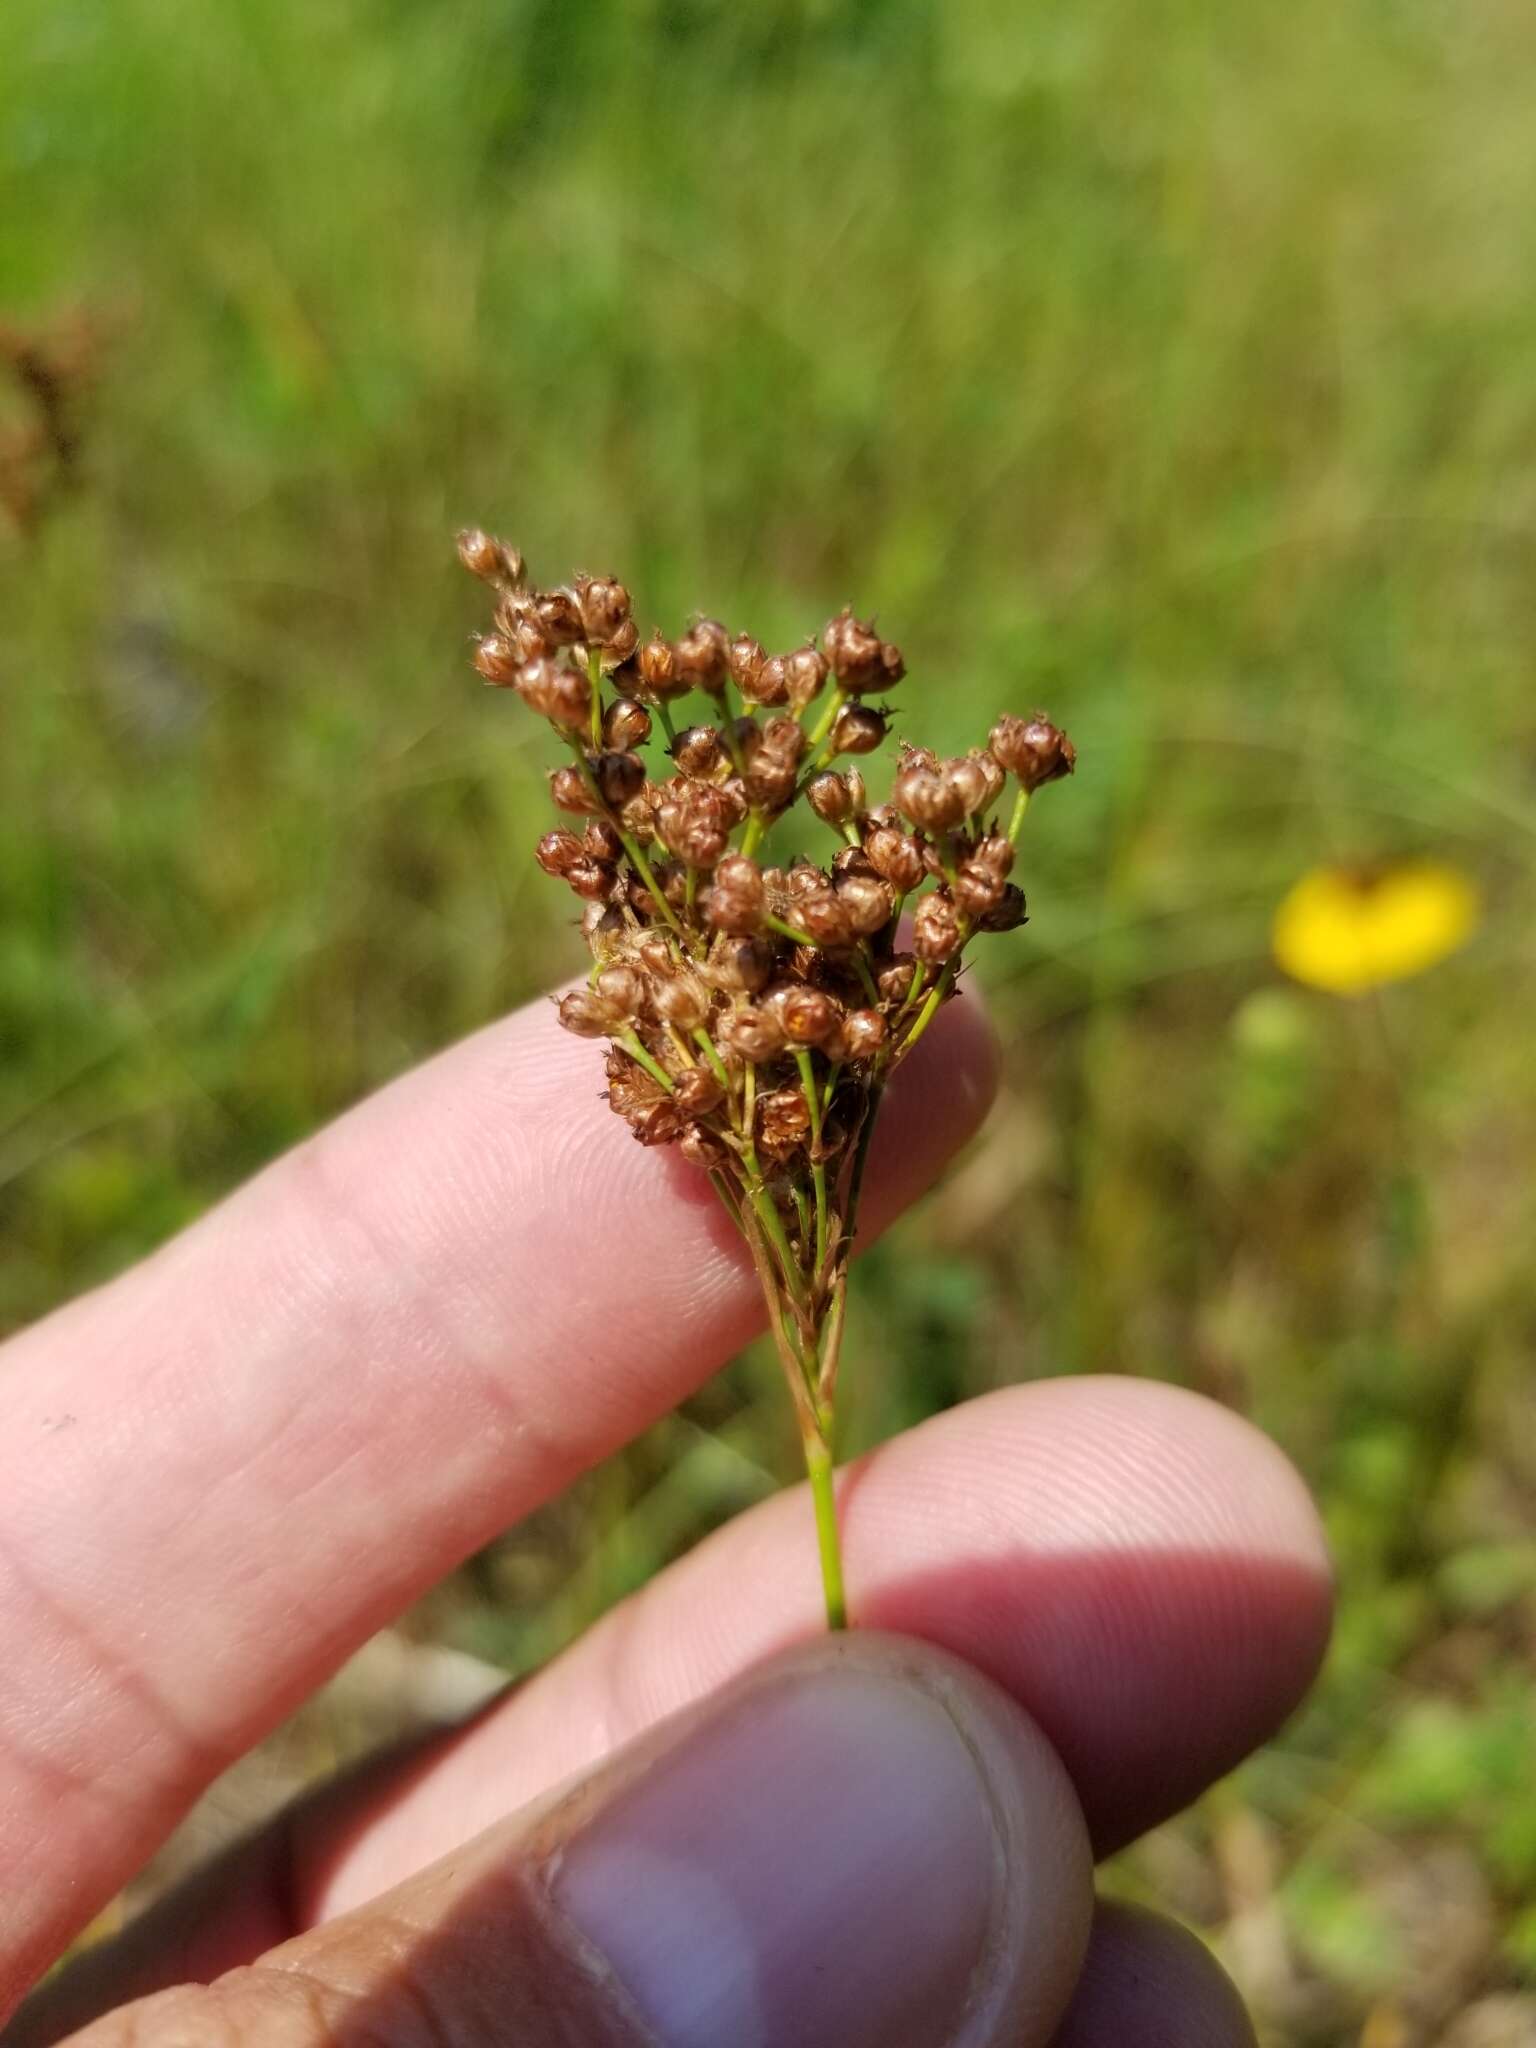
left=3, top=2, right=1534, bottom=2036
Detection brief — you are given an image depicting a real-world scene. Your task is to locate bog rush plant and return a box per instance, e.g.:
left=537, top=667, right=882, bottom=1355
left=460, top=532, right=1075, bottom=1628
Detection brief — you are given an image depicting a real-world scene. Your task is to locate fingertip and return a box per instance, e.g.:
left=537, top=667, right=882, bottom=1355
left=1051, top=1901, right=1257, bottom=2047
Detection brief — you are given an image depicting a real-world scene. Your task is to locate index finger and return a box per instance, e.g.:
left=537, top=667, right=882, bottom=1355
left=0, top=987, right=996, bottom=2018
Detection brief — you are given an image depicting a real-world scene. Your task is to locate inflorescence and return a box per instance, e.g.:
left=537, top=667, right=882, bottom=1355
left=459, top=530, right=1074, bottom=1627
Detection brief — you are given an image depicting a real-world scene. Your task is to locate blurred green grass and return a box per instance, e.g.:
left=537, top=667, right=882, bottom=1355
left=4, top=1, right=1536, bottom=2037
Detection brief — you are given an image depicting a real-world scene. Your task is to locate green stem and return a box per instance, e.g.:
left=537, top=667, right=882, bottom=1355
left=740, top=811, right=766, bottom=859
left=654, top=700, right=678, bottom=748
left=794, top=1048, right=829, bottom=1274
left=852, top=948, right=881, bottom=1007
left=564, top=739, right=689, bottom=946
left=620, top=1031, right=675, bottom=1095
left=803, top=1434, right=847, bottom=1630
left=895, top=960, right=957, bottom=1060
left=766, top=913, right=817, bottom=946
left=802, top=686, right=847, bottom=754
left=1007, top=786, right=1031, bottom=844
left=588, top=649, right=604, bottom=753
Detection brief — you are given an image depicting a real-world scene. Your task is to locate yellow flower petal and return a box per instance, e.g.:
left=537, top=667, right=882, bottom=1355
left=1272, top=862, right=1480, bottom=996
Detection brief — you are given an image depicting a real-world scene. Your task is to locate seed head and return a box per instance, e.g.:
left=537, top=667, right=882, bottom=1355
left=472, top=632, right=522, bottom=685
left=558, top=988, right=615, bottom=1038
left=672, top=724, right=725, bottom=778
left=517, top=658, right=592, bottom=731
left=953, top=862, right=1005, bottom=919
left=863, top=823, right=925, bottom=893
left=761, top=715, right=808, bottom=765
left=593, top=962, right=646, bottom=1018
left=769, top=982, right=844, bottom=1047
left=979, top=883, right=1028, bottom=932
left=719, top=1006, right=785, bottom=1061
left=674, top=617, right=730, bottom=693
left=550, top=764, right=599, bottom=815
left=534, top=587, right=585, bottom=647
left=755, top=655, right=790, bottom=706
left=834, top=870, right=895, bottom=935
left=785, top=643, right=830, bottom=712
left=830, top=702, right=887, bottom=756
left=707, top=935, right=775, bottom=994
left=653, top=970, right=711, bottom=1029
left=638, top=632, right=688, bottom=702
left=745, top=753, right=797, bottom=813
left=631, top=1100, right=685, bottom=1147
left=576, top=574, right=632, bottom=646
left=602, top=697, right=652, bottom=751
left=913, top=890, right=963, bottom=963
left=806, top=770, right=856, bottom=824
left=565, top=857, right=613, bottom=901
left=536, top=828, right=586, bottom=878
left=988, top=714, right=1076, bottom=791
left=893, top=765, right=966, bottom=833
left=584, top=818, right=625, bottom=864
left=842, top=1008, right=887, bottom=1060
left=797, top=889, right=856, bottom=948
left=944, top=751, right=1004, bottom=819
left=824, top=608, right=904, bottom=694
left=877, top=953, right=920, bottom=1004
left=457, top=528, right=503, bottom=582
left=757, top=1086, right=811, bottom=1156
left=679, top=1122, right=732, bottom=1169
left=674, top=1068, right=726, bottom=1120
left=705, top=852, right=767, bottom=935
left=968, top=833, right=1014, bottom=880
left=728, top=633, right=767, bottom=695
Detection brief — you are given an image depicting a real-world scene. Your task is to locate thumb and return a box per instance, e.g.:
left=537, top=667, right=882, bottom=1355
left=66, top=1633, right=1093, bottom=2048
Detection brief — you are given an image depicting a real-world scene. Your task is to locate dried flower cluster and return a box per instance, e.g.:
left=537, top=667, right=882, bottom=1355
left=459, top=531, right=1074, bottom=1626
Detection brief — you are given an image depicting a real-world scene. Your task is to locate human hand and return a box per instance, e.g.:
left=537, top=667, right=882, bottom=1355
left=0, top=989, right=1331, bottom=2046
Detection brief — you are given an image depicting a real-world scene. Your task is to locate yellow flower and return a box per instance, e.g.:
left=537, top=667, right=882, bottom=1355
left=1272, top=861, right=1480, bottom=996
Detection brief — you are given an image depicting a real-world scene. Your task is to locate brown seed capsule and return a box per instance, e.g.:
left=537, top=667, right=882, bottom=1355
left=745, top=754, right=797, bottom=813
left=835, top=870, right=895, bottom=936
left=534, top=587, right=585, bottom=646
left=772, top=984, right=843, bottom=1048
left=457, top=528, right=504, bottom=583
left=841, top=1008, right=887, bottom=1060
left=595, top=750, right=647, bottom=808
left=558, top=988, right=616, bottom=1038
left=673, top=617, right=730, bottom=693
left=877, top=953, right=920, bottom=1004
left=824, top=608, right=904, bottom=694
left=989, top=714, right=1076, bottom=791
left=583, top=818, right=625, bottom=864
left=565, top=857, right=613, bottom=901
left=729, top=714, right=763, bottom=761
left=472, top=632, right=522, bottom=685
left=706, top=852, right=767, bottom=935
left=707, top=935, right=775, bottom=994
left=516, top=658, right=593, bottom=732
left=728, top=633, right=767, bottom=695
left=602, top=697, right=652, bottom=751
left=653, top=971, right=711, bottom=1030
left=979, top=883, right=1027, bottom=932
left=760, top=716, right=807, bottom=765
left=674, top=1067, right=726, bottom=1117
left=797, top=890, right=856, bottom=947
left=635, top=931, right=674, bottom=974
left=494, top=601, right=551, bottom=665
left=785, top=643, right=830, bottom=712
left=657, top=780, right=733, bottom=869
left=786, top=861, right=827, bottom=901
left=550, top=764, right=599, bottom=815
left=595, top=617, right=639, bottom=672
left=953, top=863, right=1005, bottom=919
left=893, top=765, right=966, bottom=833
left=581, top=901, right=626, bottom=948
left=637, top=632, right=689, bottom=702
left=718, top=775, right=750, bottom=825
left=576, top=575, right=631, bottom=646
left=630, top=1099, right=685, bottom=1147
left=754, top=655, right=791, bottom=707
left=830, top=702, right=887, bottom=756
left=806, top=770, right=855, bottom=825
left=968, top=833, right=1015, bottom=880
left=863, top=824, right=926, bottom=894
left=678, top=1121, right=731, bottom=1169
left=944, top=753, right=996, bottom=819
left=619, top=793, right=657, bottom=842
left=535, top=828, right=587, bottom=878
left=913, top=890, right=963, bottom=963
left=672, top=724, right=725, bottom=778
left=757, top=1086, right=811, bottom=1155
left=605, top=1045, right=664, bottom=1115
left=593, top=963, right=646, bottom=1018
left=719, top=1006, right=785, bottom=1061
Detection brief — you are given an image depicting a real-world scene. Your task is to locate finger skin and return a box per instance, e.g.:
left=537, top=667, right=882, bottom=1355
left=0, top=990, right=995, bottom=2020
left=1050, top=1903, right=1257, bottom=2047
left=53, top=1637, right=1094, bottom=2048
left=298, top=1378, right=1330, bottom=1919
left=11, top=1381, right=1329, bottom=2041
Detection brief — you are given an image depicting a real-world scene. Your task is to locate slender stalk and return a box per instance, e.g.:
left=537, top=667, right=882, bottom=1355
left=803, top=1434, right=847, bottom=1631
left=794, top=1048, right=829, bottom=1274
left=620, top=1031, right=675, bottom=1094
left=740, top=811, right=766, bottom=859
left=1007, top=785, right=1031, bottom=844
left=587, top=649, right=604, bottom=752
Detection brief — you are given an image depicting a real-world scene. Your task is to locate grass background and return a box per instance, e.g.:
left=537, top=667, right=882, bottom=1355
left=4, top=1, right=1536, bottom=2038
